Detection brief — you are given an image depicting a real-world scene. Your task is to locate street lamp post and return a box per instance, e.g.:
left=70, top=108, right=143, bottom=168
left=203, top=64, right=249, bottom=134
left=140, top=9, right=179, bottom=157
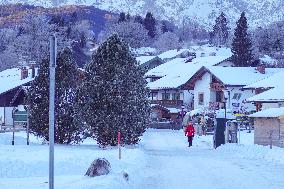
left=49, top=35, right=56, bottom=189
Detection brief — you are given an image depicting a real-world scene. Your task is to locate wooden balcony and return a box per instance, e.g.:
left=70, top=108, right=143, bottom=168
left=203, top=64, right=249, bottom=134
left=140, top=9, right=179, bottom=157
left=151, top=100, right=183, bottom=107
left=210, top=82, right=224, bottom=91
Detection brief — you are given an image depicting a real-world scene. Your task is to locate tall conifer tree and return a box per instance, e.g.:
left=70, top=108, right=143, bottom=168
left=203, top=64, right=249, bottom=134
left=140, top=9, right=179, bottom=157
left=231, top=12, right=254, bottom=67
left=144, top=12, right=156, bottom=38
left=118, top=12, right=126, bottom=23
left=212, top=12, right=229, bottom=46
left=78, top=34, right=150, bottom=147
left=27, top=48, right=83, bottom=144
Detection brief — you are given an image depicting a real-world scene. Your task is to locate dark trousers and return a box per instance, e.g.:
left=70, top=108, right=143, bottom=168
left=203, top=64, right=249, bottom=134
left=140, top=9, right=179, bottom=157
left=187, top=136, right=193, bottom=147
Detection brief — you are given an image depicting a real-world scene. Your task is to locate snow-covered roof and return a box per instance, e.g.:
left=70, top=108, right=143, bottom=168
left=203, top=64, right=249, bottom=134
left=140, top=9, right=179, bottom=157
left=147, top=56, right=230, bottom=89
left=145, top=58, right=187, bottom=77
left=206, top=66, right=282, bottom=86
left=0, top=68, right=36, bottom=95
left=156, top=45, right=232, bottom=61
left=248, top=107, right=284, bottom=118
left=244, top=71, right=284, bottom=89
left=191, top=45, right=232, bottom=58
left=133, top=47, right=157, bottom=55
left=147, top=65, right=200, bottom=89
left=259, top=55, right=278, bottom=66
left=158, top=49, right=189, bottom=60
left=136, top=56, right=159, bottom=65
left=245, top=86, right=284, bottom=102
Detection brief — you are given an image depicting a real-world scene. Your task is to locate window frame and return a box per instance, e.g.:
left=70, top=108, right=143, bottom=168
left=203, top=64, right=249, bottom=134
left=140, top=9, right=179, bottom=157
left=198, top=92, right=204, bottom=105
left=162, top=93, right=171, bottom=100
left=232, top=93, right=242, bottom=100
left=172, top=93, right=181, bottom=100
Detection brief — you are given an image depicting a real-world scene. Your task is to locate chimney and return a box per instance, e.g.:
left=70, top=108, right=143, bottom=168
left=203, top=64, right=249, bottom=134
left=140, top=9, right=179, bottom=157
left=21, top=67, right=28, bottom=80
left=29, top=61, right=36, bottom=78
left=31, top=66, right=35, bottom=78
left=256, top=64, right=265, bottom=74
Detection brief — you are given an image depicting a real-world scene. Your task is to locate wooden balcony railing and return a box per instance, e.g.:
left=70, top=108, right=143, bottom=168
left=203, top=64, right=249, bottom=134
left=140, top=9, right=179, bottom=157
left=151, top=100, right=183, bottom=106
left=210, top=82, right=224, bottom=91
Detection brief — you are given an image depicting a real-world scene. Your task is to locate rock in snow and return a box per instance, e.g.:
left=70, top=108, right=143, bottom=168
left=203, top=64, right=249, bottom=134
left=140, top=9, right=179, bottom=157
left=85, top=158, right=111, bottom=177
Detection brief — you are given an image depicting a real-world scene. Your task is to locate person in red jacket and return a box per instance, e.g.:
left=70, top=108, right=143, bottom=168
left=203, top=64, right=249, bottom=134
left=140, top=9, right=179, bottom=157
left=185, top=123, right=195, bottom=147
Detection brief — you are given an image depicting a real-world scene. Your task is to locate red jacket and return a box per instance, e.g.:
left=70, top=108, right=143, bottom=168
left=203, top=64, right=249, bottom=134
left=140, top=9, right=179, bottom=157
left=185, top=124, right=195, bottom=137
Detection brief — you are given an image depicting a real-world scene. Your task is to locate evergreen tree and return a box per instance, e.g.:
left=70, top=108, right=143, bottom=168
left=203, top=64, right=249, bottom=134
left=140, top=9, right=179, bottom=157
left=118, top=12, right=126, bottom=23
left=144, top=12, right=156, bottom=38
left=209, top=31, right=214, bottom=45
left=78, top=34, right=150, bottom=147
left=161, top=21, right=169, bottom=33
left=231, top=12, right=254, bottom=67
left=27, top=48, right=83, bottom=144
left=212, top=12, right=229, bottom=46
left=272, top=39, right=282, bottom=51
left=126, top=13, right=131, bottom=21
left=259, top=33, right=272, bottom=52
left=49, top=15, right=65, bottom=27
left=134, top=15, right=143, bottom=24
left=70, top=12, right=78, bottom=24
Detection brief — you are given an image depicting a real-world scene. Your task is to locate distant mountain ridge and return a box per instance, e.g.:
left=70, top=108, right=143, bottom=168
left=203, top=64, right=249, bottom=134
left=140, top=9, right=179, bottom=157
left=0, top=4, right=114, bottom=36
left=1, top=0, right=284, bottom=29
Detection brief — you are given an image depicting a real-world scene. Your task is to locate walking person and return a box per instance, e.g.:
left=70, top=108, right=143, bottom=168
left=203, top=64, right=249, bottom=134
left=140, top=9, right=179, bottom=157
left=184, top=123, right=195, bottom=147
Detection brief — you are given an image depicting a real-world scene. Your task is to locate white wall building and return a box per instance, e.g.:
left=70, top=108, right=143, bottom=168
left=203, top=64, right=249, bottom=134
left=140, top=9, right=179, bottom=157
left=183, top=66, right=283, bottom=113
left=244, top=71, right=284, bottom=111
left=0, top=67, right=37, bottom=127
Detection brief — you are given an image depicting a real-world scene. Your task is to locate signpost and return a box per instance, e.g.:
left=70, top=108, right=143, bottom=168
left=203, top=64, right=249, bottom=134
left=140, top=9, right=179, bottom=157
left=26, top=107, right=29, bottom=145
left=12, top=106, right=28, bottom=145
left=118, top=131, right=121, bottom=159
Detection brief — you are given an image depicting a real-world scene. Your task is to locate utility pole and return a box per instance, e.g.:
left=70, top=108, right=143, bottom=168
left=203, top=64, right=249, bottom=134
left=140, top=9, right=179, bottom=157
left=49, top=35, right=56, bottom=189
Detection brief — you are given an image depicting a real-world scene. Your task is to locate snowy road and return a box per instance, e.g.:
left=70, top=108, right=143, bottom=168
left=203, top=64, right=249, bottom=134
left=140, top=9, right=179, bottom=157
left=138, top=129, right=284, bottom=189
left=1, top=130, right=284, bottom=189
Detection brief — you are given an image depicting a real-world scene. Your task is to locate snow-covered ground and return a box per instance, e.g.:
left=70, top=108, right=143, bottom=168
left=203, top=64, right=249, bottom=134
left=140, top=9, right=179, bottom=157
left=1, top=129, right=284, bottom=189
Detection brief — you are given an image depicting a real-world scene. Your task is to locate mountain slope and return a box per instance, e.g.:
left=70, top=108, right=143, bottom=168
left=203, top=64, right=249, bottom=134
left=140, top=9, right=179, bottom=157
left=1, top=0, right=284, bottom=29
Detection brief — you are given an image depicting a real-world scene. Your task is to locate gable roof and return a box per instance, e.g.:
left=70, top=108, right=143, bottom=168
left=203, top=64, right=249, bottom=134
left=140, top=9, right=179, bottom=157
left=147, top=55, right=230, bottom=90
left=0, top=68, right=37, bottom=95
left=185, top=66, right=281, bottom=87
left=248, top=107, right=284, bottom=118
left=147, top=65, right=201, bottom=90
left=206, top=66, right=281, bottom=86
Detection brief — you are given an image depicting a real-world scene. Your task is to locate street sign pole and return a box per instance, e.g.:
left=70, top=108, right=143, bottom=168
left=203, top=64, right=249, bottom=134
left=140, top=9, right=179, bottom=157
left=118, top=131, right=121, bottom=159
left=49, top=35, right=56, bottom=189
left=26, top=107, right=29, bottom=145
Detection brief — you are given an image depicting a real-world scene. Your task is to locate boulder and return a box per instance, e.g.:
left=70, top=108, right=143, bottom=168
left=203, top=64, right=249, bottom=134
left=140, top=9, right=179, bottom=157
left=85, top=158, right=111, bottom=177
left=122, top=171, right=129, bottom=181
